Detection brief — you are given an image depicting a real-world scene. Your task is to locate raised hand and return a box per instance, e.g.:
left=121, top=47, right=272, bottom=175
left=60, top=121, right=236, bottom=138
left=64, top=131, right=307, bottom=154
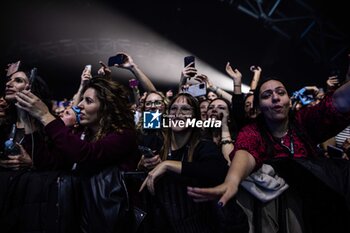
left=327, top=76, right=340, bottom=91
left=166, top=90, right=173, bottom=99
left=182, top=63, right=197, bottom=80
left=15, top=90, right=55, bottom=126
left=225, top=62, right=242, bottom=83
left=81, top=65, right=93, bottom=84
left=195, top=74, right=213, bottom=89
left=113, top=53, right=135, bottom=69
left=97, top=61, right=112, bottom=78
left=250, top=65, right=262, bottom=74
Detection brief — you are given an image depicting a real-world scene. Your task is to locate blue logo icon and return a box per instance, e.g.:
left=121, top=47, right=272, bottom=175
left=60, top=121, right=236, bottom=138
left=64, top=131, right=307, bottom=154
left=143, top=110, right=162, bottom=129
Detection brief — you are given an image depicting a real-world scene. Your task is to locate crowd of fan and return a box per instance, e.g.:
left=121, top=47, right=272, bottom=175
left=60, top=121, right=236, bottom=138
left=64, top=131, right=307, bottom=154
left=1, top=52, right=350, bottom=233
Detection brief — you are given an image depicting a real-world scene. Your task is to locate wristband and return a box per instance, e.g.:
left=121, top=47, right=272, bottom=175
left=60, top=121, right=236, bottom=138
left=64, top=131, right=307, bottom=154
left=220, top=139, right=234, bottom=145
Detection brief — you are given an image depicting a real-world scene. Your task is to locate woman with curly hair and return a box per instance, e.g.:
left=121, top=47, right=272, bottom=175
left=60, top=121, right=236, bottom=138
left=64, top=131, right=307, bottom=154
left=15, top=77, right=137, bottom=171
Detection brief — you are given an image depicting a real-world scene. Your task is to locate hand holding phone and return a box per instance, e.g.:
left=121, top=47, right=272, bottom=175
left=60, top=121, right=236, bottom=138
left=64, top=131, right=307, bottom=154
left=138, top=146, right=155, bottom=158
left=84, top=65, right=92, bottom=75
left=184, top=83, right=207, bottom=97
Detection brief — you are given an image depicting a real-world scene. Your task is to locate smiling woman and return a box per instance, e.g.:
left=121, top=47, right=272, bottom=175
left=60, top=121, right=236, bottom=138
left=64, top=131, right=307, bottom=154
left=138, top=93, right=245, bottom=233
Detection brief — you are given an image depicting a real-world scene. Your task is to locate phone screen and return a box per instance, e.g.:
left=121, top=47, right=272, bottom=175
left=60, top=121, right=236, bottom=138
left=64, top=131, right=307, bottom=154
left=108, top=54, right=126, bottom=67
left=184, top=56, right=195, bottom=68
left=29, top=67, right=37, bottom=84
left=138, top=146, right=154, bottom=158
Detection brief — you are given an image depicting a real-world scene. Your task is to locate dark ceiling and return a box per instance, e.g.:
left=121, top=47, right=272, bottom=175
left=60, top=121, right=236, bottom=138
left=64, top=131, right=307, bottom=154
left=1, top=0, right=349, bottom=100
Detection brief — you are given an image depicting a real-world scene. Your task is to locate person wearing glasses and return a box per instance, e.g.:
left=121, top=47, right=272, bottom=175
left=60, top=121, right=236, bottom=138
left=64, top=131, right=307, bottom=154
left=139, top=93, right=241, bottom=233
left=136, top=91, right=168, bottom=171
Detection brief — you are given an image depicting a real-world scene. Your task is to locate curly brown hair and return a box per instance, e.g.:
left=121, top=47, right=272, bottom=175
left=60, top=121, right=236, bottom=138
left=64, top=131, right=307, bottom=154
left=82, top=77, right=135, bottom=141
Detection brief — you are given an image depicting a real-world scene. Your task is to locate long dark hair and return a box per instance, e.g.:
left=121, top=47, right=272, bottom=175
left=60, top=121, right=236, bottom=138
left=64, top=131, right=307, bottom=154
left=160, top=93, right=201, bottom=162
left=254, top=77, right=318, bottom=158
left=207, top=97, right=238, bottom=141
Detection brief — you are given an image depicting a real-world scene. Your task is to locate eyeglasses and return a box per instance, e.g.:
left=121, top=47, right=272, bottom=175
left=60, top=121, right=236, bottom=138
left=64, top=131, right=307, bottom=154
left=145, top=100, right=163, bottom=108
left=169, top=105, right=193, bottom=114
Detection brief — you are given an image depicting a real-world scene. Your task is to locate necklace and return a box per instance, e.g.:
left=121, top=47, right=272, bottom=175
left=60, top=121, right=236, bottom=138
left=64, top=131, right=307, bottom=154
left=167, top=145, right=188, bottom=161
left=279, top=132, right=295, bottom=157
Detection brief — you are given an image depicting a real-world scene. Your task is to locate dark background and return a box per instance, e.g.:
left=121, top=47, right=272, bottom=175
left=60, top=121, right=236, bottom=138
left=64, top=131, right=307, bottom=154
left=1, top=0, right=349, bottom=100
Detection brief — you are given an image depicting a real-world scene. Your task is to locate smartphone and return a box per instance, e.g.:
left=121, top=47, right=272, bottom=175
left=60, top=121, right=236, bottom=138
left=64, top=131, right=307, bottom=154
left=184, top=83, right=206, bottom=97
left=85, top=64, right=92, bottom=71
left=138, top=145, right=155, bottom=158
left=327, top=145, right=343, bottom=158
left=108, top=54, right=126, bottom=67
left=184, top=56, right=195, bottom=68
left=299, top=94, right=314, bottom=106
left=29, top=67, right=37, bottom=84
left=4, top=140, right=21, bottom=156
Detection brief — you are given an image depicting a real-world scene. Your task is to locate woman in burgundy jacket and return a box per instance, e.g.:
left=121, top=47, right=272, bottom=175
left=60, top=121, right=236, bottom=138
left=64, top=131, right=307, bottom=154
left=15, top=77, right=138, bottom=172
